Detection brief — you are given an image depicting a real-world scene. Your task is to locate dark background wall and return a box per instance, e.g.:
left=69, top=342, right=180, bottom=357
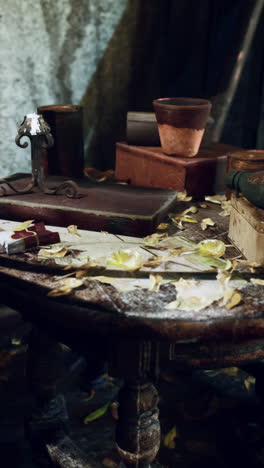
left=1, top=0, right=263, bottom=175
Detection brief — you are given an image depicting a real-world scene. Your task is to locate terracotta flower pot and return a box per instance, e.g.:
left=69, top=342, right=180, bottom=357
left=153, top=97, right=212, bottom=157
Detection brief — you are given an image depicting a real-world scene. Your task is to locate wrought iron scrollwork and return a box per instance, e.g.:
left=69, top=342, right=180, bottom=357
left=0, top=113, right=80, bottom=198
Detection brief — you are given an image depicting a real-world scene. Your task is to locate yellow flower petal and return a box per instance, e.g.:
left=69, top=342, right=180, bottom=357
left=197, top=239, right=226, bottom=258
left=67, top=225, right=80, bottom=236
left=176, top=191, right=192, bottom=202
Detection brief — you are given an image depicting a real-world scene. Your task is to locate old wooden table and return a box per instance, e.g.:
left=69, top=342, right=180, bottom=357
left=0, top=202, right=264, bottom=468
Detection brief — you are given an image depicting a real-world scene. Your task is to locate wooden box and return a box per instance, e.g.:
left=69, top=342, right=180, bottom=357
left=115, top=142, right=241, bottom=198
left=228, top=195, right=264, bottom=264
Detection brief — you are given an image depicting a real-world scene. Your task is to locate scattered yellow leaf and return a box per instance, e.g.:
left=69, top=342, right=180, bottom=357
left=250, top=278, right=264, bottom=286
left=244, top=375, right=256, bottom=392
left=176, top=191, right=192, bottom=202
left=201, top=218, right=215, bottom=230
left=149, top=274, right=163, bottom=291
left=184, top=206, right=198, bottom=214
left=180, top=215, right=198, bottom=224
left=48, top=287, right=73, bottom=297
left=219, top=209, right=231, bottom=217
left=75, top=263, right=99, bottom=277
left=163, top=426, right=178, bottom=449
left=144, top=233, right=168, bottom=247
left=58, top=277, right=84, bottom=289
left=197, top=239, right=226, bottom=258
left=13, top=220, right=34, bottom=231
left=84, top=402, right=110, bottom=424
left=39, top=246, right=68, bottom=258
left=199, top=203, right=208, bottom=208
left=102, top=456, right=119, bottom=468
left=107, top=249, right=143, bottom=271
left=157, top=223, right=170, bottom=230
left=169, top=210, right=198, bottom=230
left=143, top=257, right=165, bottom=267
left=84, top=167, right=115, bottom=182
left=204, top=367, right=239, bottom=378
left=11, top=338, right=22, bottom=346
left=222, top=290, right=242, bottom=309
left=67, top=225, right=80, bottom=236
left=205, top=195, right=226, bottom=204
left=170, top=218, right=185, bottom=230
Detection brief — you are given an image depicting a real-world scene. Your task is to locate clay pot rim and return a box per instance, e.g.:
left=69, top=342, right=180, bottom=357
left=153, top=97, right=211, bottom=110
left=229, top=150, right=264, bottom=161
left=37, top=105, right=82, bottom=113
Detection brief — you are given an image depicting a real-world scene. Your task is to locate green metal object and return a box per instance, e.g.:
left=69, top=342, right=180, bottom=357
left=225, top=170, right=264, bottom=209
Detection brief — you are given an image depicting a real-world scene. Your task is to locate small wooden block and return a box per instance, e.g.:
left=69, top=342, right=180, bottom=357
left=115, top=142, right=241, bottom=198
left=229, top=195, right=264, bottom=264
left=0, top=174, right=177, bottom=237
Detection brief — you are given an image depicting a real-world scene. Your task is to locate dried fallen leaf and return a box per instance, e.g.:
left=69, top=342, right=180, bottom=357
left=184, top=206, right=198, bottom=214
left=219, top=209, right=231, bottom=217
left=169, top=210, right=198, bottom=230
left=13, top=220, right=34, bottom=231
left=144, top=233, right=168, bottom=247
left=107, top=249, right=143, bottom=271
left=250, top=278, right=264, bottom=286
left=84, top=167, right=115, bottom=182
left=179, top=215, right=198, bottom=224
left=166, top=278, right=225, bottom=312
left=143, top=258, right=165, bottom=267
left=67, top=225, right=81, bottom=237
left=244, top=375, right=256, bottom=392
left=199, top=203, right=208, bottom=208
left=176, top=191, right=192, bottom=202
left=205, top=195, right=226, bottom=204
left=222, top=290, right=242, bottom=309
left=39, top=246, right=68, bottom=258
left=197, top=239, right=226, bottom=258
left=11, top=338, right=22, bottom=346
left=84, top=401, right=110, bottom=424
left=102, top=456, right=119, bottom=468
left=48, top=287, right=73, bottom=297
left=157, top=223, right=170, bottom=230
left=170, top=218, right=185, bottom=230
left=149, top=274, right=163, bottom=291
left=163, top=426, right=178, bottom=449
left=75, top=263, right=100, bottom=277
left=204, top=367, right=239, bottom=378
left=58, top=277, right=84, bottom=289
left=201, top=218, right=215, bottom=230
left=184, top=252, right=232, bottom=271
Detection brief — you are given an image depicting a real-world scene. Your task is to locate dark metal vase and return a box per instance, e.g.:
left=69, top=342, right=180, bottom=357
left=37, top=105, right=84, bottom=178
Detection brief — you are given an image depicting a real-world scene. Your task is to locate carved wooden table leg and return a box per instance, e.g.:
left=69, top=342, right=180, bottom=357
left=110, top=340, right=161, bottom=468
left=116, top=379, right=160, bottom=468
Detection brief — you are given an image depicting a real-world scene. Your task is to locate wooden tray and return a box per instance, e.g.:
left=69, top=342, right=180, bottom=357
left=0, top=174, right=177, bottom=237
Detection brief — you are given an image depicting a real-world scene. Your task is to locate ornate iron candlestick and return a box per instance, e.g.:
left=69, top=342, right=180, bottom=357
left=0, top=113, right=79, bottom=198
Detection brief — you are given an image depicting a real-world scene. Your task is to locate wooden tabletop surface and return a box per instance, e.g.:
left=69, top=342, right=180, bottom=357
left=0, top=201, right=264, bottom=345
